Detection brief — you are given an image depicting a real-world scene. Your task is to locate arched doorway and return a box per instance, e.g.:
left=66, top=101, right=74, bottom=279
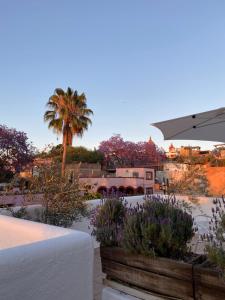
left=97, top=186, right=107, bottom=195
left=118, top=186, right=125, bottom=196
left=109, top=186, right=118, bottom=195
left=126, top=186, right=135, bottom=196
left=136, top=186, right=144, bottom=195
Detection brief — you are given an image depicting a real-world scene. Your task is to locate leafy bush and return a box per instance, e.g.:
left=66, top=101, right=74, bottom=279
left=36, top=144, right=104, bottom=164
left=206, top=245, right=225, bottom=275
left=34, top=164, right=87, bottom=227
left=83, top=191, right=102, bottom=201
left=92, top=195, right=194, bottom=259
left=11, top=163, right=88, bottom=228
left=8, top=206, right=30, bottom=220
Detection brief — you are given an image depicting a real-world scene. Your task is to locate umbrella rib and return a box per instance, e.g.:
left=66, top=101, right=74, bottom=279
left=166, top=112, right=225, bottom=140
left=195, top=119, right=225, bottom=128
left=192, top=111, right=225, bottom=127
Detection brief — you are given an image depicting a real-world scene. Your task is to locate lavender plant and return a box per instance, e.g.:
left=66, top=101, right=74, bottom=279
left=201, top=197, right=225, bottom=275
left=92, top=195, right=194, bottom=259
left=91, top=195, right=127, bottom=246
left=122, top=196, right=194, bottom=258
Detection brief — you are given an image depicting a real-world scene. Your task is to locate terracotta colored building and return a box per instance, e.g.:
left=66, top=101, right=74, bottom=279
left=179, top=146, right=201, bottom=157
left=166, top=144, right=211, bottom=160
left=166, top=144, right=178, bottom=159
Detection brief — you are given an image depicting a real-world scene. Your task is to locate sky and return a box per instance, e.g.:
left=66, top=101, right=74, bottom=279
left=1, top=0, right=225, bottom=151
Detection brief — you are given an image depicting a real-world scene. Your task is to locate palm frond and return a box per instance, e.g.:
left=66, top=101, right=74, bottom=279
left=67, top=87, right=73, bottom=97
left=44, top=110, right=56, bottom=122
left=48, top=118, right=63, bottom=133
left=44, top=87, right=93, bottom=141
left=55, top=88, right=65, bottom=96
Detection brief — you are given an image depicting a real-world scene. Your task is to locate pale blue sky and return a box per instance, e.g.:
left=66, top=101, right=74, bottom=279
left=1, top=0, right=225, bottom=151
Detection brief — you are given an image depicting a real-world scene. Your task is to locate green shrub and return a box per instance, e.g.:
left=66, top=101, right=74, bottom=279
left=122, top=198, right=194, bottom=258
left=91, top=196, right=126, bottom=246
left=36, top=144, right=104, bottom=164
left=92, top=195, right=194, bottom=259
left=10, top=163, right=88, bottom=228
left=8, top=206, right=30, bottom=220
left=83, top=191, right=101, bottom=200
left=206, top=245, right=225, bottom=275
left=202, top=199, right=225, bottom=275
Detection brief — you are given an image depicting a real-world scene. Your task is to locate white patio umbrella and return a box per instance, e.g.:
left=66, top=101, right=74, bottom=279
left=152, top=107, right=225, bottom=143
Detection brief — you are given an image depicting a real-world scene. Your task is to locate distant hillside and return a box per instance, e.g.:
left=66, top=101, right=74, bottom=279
left=206, top=167, right=225, bottom=196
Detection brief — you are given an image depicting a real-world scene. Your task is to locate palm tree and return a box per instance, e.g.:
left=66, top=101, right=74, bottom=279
left=44, top=87, right=93, bottom=176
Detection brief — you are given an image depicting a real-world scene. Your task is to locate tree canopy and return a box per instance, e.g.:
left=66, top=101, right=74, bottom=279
left=37, top=144, right=103, bottom=164
left=44, top=87, right=93, bottom=175
left=0, top=125, right=34, bottom=181
left=98, top=134, right=165, bottom=168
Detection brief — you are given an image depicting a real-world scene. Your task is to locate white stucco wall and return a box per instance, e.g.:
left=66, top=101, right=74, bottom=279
left=116, top=167, right=154, bottom=179
left=0, top=214, right=70, bottom=250
left=0, top=215, right=93, bottom=300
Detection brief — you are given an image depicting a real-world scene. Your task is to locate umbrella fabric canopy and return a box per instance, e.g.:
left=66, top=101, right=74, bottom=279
left=152, top=107, right=225, bottom=143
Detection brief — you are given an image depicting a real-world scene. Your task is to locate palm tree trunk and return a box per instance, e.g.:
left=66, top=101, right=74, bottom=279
left=62, top=136, right=67, bottom=176
left=67, top=131, right=73, bottom=146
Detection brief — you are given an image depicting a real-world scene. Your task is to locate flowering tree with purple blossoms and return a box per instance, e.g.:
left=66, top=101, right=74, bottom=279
left=98, top=134, right=165, bottom=168
left=0, top=125, right=34, bottom=181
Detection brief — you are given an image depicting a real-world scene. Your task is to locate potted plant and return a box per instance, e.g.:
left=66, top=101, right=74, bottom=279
left=91, top=195, right=200, bottom=300
left=195, top=198, right=225, bottom=300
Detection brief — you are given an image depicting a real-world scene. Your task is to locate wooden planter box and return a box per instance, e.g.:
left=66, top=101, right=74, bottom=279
left=100, top=247, right=197, bottom=300
left=194, top=261, right=225, bottom=300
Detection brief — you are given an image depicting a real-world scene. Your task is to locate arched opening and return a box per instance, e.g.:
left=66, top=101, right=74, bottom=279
left=97, top=186, right=107, bottom=195
left=125, top=186, right=135, bottom=196
left=136, top=186, right=144, bottom=195
left=109, top=186, right=118, bottom=195
left=118, top=186, right=125, bottom=196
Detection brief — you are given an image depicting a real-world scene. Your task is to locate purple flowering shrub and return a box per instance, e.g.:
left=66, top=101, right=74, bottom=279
left=92, top=195, right=194, bottom=258
left=122, top=197, right=194, bottom=258
left=201, top=197, right=225, bottom=275
left=90, top=196, right=127, bottom=246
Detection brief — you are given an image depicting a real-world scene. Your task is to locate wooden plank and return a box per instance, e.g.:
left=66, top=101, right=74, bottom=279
left=194, top=265, right=225, bottom=287
left=101, top=247, right=193, bottom=281
left=102, top=258, right=193, bottom=300
left=194, top=284, right=225, bottom=300
left=104, top=278, right=181, bottom=300
left=194, top=266, right=225, bottom=300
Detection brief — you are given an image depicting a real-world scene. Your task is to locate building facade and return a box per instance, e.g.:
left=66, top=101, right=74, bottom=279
left=79, top=167, right=155, bottom=195
left=166, top=144, right=178, bottom=159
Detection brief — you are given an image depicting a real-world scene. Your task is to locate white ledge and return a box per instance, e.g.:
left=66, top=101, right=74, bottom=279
left=0, top=215, right=93, bottom=300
